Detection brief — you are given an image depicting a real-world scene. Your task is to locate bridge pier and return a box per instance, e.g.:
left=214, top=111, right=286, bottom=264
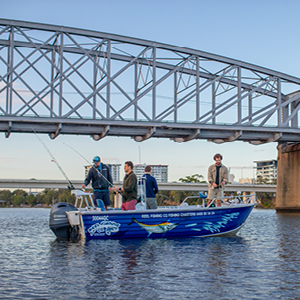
left=276, top=143, right=300, bottom=212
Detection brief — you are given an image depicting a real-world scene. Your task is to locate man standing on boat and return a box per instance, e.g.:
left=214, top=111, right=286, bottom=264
left=207, top=153, right=228, bottom=207
left=143, top=165, right=159, bottom=209
left=82, top=156, right=113, bottom=210
left=116, top=161, right=138, bottom=210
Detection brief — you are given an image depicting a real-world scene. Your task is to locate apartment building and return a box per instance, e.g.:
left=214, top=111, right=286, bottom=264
left=133, top=164, right=168, bottom=183
left=254, top=160, right=277, bottom=183
left=84, top=164, right=121, bottom=182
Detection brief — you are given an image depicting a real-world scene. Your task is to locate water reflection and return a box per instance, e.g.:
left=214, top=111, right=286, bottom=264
left=274, top=213, right=300, bottom=298
left=1, top=208, right=300, bottom=299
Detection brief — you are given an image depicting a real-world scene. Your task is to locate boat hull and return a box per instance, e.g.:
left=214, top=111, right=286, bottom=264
left=78, top=204, right=255, bottom=240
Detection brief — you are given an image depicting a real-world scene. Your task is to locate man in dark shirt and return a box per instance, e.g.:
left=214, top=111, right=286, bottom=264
left=82, top=156, right=113, bottom=210
left=143, top=165, right=159, bottom=209
left=117, top=161, right=138, bottom=211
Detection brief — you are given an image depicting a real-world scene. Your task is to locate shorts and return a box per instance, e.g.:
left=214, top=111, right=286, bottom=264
left=93, top=190, right=110, bottom=206
left=146, top=197, right=158, bottom=209
left=207, top=188, right=224, bottom=200
left=122, top=199, right=137, bottom=211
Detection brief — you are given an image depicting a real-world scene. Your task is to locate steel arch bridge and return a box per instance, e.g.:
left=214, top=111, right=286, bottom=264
left=0, top=19, right=300, bottom=143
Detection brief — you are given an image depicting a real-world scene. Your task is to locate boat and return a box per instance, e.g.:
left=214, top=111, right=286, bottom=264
left=49, top=189, right=257, bottom=240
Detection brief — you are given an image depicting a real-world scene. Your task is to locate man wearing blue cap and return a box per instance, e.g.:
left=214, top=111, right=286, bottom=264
left=82, top=156, right=113, bottom=210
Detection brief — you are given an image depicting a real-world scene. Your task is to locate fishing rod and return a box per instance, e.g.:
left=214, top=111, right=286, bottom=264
left=32, top=129, right=75, bottom=190
left=63, top=142, right=114, bottom=188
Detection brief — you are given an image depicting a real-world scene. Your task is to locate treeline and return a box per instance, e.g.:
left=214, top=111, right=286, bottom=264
left=0, top=188, right=198, bottom=207
left=0, top=189, right=76, bottom=207
left=0, top=173, right=276, bottom=208
left=0, top=188, right=276, bottom=208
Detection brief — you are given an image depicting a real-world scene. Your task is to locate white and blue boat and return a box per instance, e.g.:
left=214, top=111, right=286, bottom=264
left=49, top=190, right=257, bottom=240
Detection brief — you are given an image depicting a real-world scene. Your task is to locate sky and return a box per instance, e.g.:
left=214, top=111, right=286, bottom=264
left=1, top=0, right=299, bottom=183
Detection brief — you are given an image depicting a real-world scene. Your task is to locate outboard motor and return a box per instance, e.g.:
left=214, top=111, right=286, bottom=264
left=49, top=202, right=78, bottom=240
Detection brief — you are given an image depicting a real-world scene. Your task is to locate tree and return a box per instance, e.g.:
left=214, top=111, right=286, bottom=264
left=0, top=188, right=78, bottom=207
left=57, top=189, right=76, bottom=204
left=256, top=176, right=271, bottom=185
left=13, top=189, right=27, bottom=197
left=40, top=189, right=59, bottom=206
left=12, top=195, right=24, bottom=206
left=26, top=194, right=37, bottom=207
left=256, top=192, right=276, bottom=208
left=179, top=174, right=206, bottom=183
left=11, top=189, right=27, bottom=206
left=0, top=190, right=13, bottom=206
left=156, top=190, right=173, bottom=206
left=169, top=190, right=200, bottom=205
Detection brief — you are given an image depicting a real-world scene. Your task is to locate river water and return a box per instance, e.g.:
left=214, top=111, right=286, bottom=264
left=0, top=208, right=300, bottom=300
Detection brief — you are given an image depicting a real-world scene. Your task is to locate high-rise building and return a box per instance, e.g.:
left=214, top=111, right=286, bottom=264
left=108, top=164, right=121, bottom=182
left=133, top=164, right=168, bottom=183
left=254, top=160, right=277, bottom=183
left=84, top=164, right=121, bottom=182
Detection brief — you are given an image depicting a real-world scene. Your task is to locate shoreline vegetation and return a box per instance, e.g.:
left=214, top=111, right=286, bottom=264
left=0, top=190, right=275, bottom=209
left=0, top=174, right=276, bottom=209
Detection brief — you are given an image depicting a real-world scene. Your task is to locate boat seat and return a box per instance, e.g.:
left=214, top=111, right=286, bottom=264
left=135, top=202, right=146, bottom=210
left=199, top=192, right=207, bottom=199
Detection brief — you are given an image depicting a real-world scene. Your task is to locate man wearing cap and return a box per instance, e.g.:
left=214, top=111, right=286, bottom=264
left=82, top=156, right=113, bottom=210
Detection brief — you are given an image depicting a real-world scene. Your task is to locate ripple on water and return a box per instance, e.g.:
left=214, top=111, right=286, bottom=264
left=1, top=208, right=300, bottom=299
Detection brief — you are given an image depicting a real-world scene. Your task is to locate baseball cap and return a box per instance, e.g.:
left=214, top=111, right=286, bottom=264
left=93, top=156, right=100, bottom=162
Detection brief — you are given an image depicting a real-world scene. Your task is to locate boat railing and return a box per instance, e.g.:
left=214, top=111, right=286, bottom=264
left=208, top=193, right=256, bottom=207
left=180, top=196, right=205, bottom=207
left=138, top=177, right=147, bottom=204
left=181, top=192, right=257, bottom=208
left=71, top=190, right=97, bottom=211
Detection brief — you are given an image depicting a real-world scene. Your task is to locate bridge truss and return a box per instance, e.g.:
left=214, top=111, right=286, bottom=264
left=0, top=19, right=300, bottom=143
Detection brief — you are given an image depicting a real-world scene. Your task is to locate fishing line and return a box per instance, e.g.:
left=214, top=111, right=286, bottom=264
left=63, top=142, right=113, bottom=188
left=32, top=129, right=75, bottom=190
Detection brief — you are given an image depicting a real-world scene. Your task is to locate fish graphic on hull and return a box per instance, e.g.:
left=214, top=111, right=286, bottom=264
left=129, top=217, right=178, bottom=237
left=88, top=221, right=121, bottom=236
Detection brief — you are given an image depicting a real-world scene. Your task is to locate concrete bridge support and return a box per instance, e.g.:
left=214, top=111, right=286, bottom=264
left=276, top=143, right=300, bottom=212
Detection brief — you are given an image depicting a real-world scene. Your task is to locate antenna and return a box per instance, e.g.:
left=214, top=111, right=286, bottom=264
left=139, top=145, right=141, bottom=164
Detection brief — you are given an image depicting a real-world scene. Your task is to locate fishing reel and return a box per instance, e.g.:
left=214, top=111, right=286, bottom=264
left=213, top=184, right=221, bottom=189
left=68, top=184, right=75, bottom=190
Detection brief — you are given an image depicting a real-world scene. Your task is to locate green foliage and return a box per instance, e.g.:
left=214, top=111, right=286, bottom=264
left=170, top=190, right=199, bottom=204
left=57, top=189, right=76, bottom=204
left=256, top=192, right=276, bottom=208
left=178, top=174, right=206, bottom=183
left=0, top=190, right=13, bottom=206
left=0, top=188, right=76, bottom=207
left=41, top=189, right=60, bottom=206
left=26, top=194, right=36, bottom=207
left=11, top=189, right=27, bottom=206
left=156, top=191, right=173, bottom=206
left=256, top=177, right=276, bottom=185
left=12, top=195, right=24, bottom=206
